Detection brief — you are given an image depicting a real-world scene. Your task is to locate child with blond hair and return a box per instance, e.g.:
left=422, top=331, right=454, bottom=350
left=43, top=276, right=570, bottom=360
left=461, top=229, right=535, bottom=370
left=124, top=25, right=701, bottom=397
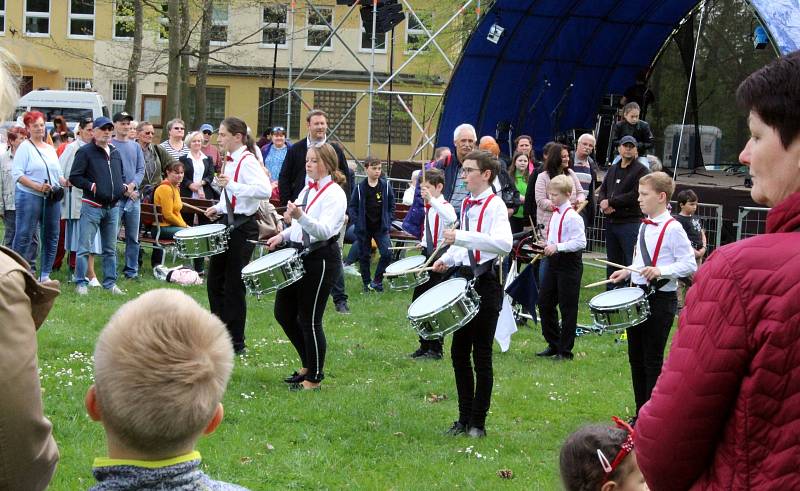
left=85, top=289, right=247, bottom=490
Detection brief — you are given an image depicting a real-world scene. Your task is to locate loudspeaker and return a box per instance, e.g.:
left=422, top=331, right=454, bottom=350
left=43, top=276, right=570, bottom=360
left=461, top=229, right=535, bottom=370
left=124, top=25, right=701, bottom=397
left=361, top=1, right=405, bottom=34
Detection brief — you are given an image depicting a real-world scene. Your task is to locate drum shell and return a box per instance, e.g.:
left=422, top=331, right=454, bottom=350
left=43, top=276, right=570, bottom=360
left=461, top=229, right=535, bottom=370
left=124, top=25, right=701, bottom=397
left=589, top=289, right=651, bottom=331
left=387, top=269, right=429, bottom=291
left=175, top=227, right=229, bottom=258
left=242, top=253, right=305, bottom=296
left=408, top=283, right=481, bottom=340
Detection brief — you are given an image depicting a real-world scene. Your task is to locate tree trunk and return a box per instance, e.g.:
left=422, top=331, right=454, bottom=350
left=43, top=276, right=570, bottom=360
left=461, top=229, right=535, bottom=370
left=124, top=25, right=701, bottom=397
left=193, top=0, right=213, bottom=130
left=179, top=0, right=191, bottom=121
left=124, top=0, right=143, bottom=115
left=165, top=0, right=182, bottom=121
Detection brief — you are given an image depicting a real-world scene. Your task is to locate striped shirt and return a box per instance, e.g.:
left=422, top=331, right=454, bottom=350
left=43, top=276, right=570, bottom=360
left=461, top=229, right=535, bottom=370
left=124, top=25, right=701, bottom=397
left=160, top=140, right=188, bottom=161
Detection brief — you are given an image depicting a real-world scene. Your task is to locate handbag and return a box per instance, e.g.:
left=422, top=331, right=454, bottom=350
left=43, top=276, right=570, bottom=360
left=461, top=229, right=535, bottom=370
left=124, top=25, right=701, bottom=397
left=32, top=144, right=65, bottom=203
left=255, top=200, right=282, bottom=240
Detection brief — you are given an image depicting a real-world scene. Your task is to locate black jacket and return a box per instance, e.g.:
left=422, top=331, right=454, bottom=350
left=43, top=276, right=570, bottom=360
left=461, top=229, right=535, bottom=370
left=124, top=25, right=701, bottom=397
left=179, top=154, right=219, bottom=200
left=613, top=120, right=654, bottom=157
left=597, top=159, right=649, bottom=224
left=70, top=141, right=125, bottom=207
left=278, top=138, right=353, bottom=207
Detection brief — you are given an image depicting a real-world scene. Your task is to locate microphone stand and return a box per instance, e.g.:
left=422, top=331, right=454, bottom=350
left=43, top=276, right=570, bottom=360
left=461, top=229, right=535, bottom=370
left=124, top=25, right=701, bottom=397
left=527, top=79, right=550, bottom=114
left=550, top=82, right=574, bottom=137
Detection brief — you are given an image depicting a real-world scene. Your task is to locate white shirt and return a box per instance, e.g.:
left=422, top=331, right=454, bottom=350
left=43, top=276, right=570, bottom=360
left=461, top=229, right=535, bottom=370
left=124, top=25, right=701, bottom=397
left=281, top=174, right=347, bottom=244
left=402, top=186, right=415, bottom=206
left=441, top=187, right=513, bottom=267
left=212, top=146, right=271, bottom=217
left=630, top=210, right=697, bottom=291
left=547, top=201, right=586, bottom=253
left=420, top=195, right=457, bottom=250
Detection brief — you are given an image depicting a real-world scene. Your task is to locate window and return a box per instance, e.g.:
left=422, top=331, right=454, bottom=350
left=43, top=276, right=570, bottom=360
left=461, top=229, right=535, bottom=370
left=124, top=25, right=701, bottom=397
left=306, top=7, right=332, bottom=50
left=313, top=90, right=356, bottom=142
left=405, top=12, right=431, bottom=53
left=186, top=87, right=226, bottom=127
left=158, top=2, right=169, bottom=41
left=210, top=2, right=228, bottom=44
left=114, top=0, right=134, bottom=39
left=111, top=80, right=128, bottom=115
left=370, top=94, right=413, bottom=145
left=258, top=88, right=301, bottom=139
left=66, top=77, right=93, bottom=91
left=24, top=0, right=50, bottom=36
left=0, top=0, right=6, bottom=35
left=360, top=18, right=386, bottom=52
left=69, top=0, right=95, bottom=38
left=262, top=4, right=287, bottom=47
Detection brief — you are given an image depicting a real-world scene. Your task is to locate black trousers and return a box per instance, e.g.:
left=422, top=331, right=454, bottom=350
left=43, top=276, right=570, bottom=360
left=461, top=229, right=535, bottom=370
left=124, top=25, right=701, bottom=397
left=539, top=252, right=583, bottom=357
left=412, top=270, right=444, bottom=353
left=627, top=288, right=677, bottom=414
left=207, top=217, right=258, bottom=352
left=451, top=272, right=502, bottom=429
left=274, top=243, right=340, bottom=383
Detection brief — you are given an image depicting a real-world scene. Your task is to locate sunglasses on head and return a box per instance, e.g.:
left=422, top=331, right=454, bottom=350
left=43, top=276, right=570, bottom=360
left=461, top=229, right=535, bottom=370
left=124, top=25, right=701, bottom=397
left=272, top=127, right=286, bottom=134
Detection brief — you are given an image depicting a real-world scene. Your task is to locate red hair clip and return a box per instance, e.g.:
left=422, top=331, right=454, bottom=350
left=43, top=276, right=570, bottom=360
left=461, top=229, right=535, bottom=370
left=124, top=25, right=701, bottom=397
left=597, top=416, right=635, bottom=484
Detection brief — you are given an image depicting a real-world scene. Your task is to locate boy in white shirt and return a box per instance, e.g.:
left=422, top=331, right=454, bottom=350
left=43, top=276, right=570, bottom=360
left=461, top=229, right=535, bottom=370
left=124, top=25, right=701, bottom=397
left=409, top=168, right=456, bottom=360
left=537, top=175, right=587, bottom=361
left=610, top=171, right=696, bottom=418
left=433, top=150, right=512, bottom=438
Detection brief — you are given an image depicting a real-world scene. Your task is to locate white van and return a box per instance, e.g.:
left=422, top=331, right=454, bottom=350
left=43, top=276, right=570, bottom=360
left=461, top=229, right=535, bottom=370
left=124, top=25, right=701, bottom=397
left=14, top=90, right=110, bottom=125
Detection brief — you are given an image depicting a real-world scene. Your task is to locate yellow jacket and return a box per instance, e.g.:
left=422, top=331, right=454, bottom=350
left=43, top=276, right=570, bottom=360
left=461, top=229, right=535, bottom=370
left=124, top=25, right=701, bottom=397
left=154, top=180, right=188, bottom=228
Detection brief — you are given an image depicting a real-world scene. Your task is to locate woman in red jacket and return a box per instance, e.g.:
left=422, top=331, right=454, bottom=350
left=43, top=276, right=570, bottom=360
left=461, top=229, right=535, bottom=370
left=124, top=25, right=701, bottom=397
left=634, top=51, right=800, bottom=490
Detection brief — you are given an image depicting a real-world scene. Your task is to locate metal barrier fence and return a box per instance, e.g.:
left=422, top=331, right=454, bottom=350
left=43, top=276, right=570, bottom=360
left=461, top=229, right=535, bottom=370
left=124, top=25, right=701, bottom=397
left=735, top=206, right=771, bottom=240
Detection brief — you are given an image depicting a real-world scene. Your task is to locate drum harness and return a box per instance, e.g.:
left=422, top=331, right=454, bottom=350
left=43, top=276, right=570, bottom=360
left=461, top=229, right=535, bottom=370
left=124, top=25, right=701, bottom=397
left=284, top=184, right=338, bottom=258
left=636, top=220, right=674, bottom=296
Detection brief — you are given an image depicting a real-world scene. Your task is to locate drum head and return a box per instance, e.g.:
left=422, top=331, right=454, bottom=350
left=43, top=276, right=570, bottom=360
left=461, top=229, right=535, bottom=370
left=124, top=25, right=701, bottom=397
left=385, top=255, right=426, bottom=274
left=242, top=248, right=296, bottom=274
left=408, top=278, right=467, bottom=317
left=175, top=223, right=227, bottom=238
left=589, top=287, right=644, bottom=308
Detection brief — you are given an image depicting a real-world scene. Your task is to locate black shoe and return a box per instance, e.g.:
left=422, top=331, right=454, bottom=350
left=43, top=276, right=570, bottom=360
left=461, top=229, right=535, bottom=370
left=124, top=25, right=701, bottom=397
left=368, top=281, right=384, bottom=292
left=467, top=426, right=487, bottom=438
left=288, top=382, right=321, bottom=392
left=423, top=350, right=443, bottom=360
left=552, top=353, right=574, bottom=361
left=362, top=284, right=370, bottom=293
left=536, top=347, right=557, bottom=357
left=410, top=347, right=428, bottom=358
left=444, top=421, right=467, bottom=436
left=283, top=371, right=305, bottom=384
left=234, top=347, right=247, bottom=357
left=334, top=301, right=351, bottom=314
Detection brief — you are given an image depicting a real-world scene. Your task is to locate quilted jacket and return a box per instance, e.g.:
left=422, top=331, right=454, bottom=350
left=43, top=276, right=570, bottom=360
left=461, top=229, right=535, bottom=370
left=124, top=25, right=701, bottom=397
left=635, top=191, right=800, bottom=490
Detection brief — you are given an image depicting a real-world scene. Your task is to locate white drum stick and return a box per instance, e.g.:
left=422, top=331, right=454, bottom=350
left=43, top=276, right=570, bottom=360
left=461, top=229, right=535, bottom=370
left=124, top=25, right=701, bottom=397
left=384, top=265, right=435, bottom=277
left=584, top=278, right=615, bottom=288
left=594, top=258, right=643, bottom=274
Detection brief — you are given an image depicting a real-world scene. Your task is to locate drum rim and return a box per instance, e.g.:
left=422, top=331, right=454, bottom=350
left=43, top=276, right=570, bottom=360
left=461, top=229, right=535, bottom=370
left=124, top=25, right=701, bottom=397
left=242, top=248, right=297, bottom=274
left=174, top=223, right=228, bottom=238
left=385, top=255, right=426, bottom=273
left=407, top=277, right=469, bottom=318
left=589, top=287, right=646, bottom=309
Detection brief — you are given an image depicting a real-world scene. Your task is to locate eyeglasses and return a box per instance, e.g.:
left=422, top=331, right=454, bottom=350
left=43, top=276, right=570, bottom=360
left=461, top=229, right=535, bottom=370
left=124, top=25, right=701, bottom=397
left=172, top=127, right=185, bottom=131
left=142, top=130, right=154, bottom=135
left=460, top=166, right=481, bottom=176
left=202, top=130, right=212, bottom=135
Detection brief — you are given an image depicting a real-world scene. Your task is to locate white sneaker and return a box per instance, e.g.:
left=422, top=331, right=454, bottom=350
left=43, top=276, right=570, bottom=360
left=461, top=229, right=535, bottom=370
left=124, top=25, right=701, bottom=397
left=88, top=277, right=102, bottom=288
left=108, top=285, right=125, bottom=295
left=76, top=285, right=88, bottom=296
left=39, top=275, right=51, bottom=283
left=343, top=264, right=359, bottom=276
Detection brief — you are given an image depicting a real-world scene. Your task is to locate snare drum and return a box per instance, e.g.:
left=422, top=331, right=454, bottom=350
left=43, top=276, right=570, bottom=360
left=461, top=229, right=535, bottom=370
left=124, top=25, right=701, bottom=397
left=407, top=278, right=481, bottom=340
left=174, top=224, right=229, bottom=258
left=384, top=255, right=428, bottom=291
left=241, top=248, right=304, bottom=296
left=588, top=287, right=650, bottom=331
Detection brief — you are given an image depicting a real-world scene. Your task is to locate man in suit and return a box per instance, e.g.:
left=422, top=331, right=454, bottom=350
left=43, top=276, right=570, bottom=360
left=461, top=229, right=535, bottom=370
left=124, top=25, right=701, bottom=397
left=278, top=109, right=354, bottom=314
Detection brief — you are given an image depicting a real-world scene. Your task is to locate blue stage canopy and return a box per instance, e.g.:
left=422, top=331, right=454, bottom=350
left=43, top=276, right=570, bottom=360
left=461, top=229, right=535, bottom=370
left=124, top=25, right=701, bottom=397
left=435, top=0, right=800, bottom=150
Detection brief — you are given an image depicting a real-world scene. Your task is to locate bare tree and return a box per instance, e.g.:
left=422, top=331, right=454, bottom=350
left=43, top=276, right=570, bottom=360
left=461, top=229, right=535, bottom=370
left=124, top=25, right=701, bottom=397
left=193, top=0, right=214, bottom=130
left=165, top=0, right=182, bottom=120
left=124, top=0, right=144, bottom=114
left=179, top=0, right=191, bottom=120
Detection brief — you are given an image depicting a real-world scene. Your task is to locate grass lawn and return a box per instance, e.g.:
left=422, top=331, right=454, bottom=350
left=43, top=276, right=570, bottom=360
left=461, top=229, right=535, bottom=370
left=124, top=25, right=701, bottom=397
left=35, top=249, right=642, bottom=490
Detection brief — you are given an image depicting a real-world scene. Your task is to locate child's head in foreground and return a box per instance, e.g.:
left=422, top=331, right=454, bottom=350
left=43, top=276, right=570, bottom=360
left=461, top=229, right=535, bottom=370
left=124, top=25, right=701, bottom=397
left=86, top=289, right=234, bottom=459
left=560, top=417, right=648, bottom=491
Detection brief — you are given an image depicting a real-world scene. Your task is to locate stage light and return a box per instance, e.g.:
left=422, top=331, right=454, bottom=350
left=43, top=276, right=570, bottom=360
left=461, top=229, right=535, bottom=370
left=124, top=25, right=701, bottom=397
left=754, top=26, right=768, bottom=50
left=487, top=23, right=504, bottom=44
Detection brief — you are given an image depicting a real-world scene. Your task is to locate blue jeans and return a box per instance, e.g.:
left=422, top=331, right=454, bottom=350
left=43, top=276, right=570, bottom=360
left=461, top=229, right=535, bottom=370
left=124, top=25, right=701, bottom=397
left=358, top=229, right=392, bottom=285
left=75, top=203, right=120, bottom=288
left=12, top=189, right=60, bottom=277
left=605, top=221, right=640, bottom=289
left=117, top=198, right=141, bottom=278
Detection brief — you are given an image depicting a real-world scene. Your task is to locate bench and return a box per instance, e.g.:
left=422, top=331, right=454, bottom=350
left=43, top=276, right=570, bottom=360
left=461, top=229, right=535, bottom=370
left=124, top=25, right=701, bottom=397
left=118, top=202, right=177, bottom=265
left=389, top=203, right=419, bottom=259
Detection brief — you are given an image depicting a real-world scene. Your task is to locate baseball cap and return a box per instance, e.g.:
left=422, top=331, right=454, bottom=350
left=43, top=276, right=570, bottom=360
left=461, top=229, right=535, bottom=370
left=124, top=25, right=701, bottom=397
left=113, top=111, right=134, bottom=122
left=619, top=135, right=638, bottom=146
left=199, top=123, right=214, bottom=133
left=93, top=116, right=114, bottom=129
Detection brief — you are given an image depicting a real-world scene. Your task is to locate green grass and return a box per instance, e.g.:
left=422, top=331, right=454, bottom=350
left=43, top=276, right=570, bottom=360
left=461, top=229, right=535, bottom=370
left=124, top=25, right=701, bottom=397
left=36, top=251, right=637, bottom=490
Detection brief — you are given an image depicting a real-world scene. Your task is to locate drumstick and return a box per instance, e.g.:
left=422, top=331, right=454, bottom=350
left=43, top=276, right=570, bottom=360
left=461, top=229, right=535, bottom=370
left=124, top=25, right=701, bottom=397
left=424, top=222, right=458, bottom=267
left=389, top=245, right=419, bottom=251
left=574, top=200, right=588, bottom=214
left=584, top=278, right=615, bottom=288
left=594, top=258, right=643, bottom=274
left=384, top=265, right=436, bottom=277
left=182, top=203, right=207, bottom=214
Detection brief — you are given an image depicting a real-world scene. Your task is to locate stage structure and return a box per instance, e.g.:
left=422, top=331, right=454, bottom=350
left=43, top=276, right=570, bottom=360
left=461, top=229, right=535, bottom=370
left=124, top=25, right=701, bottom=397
left=435, top=0, right=800, bottom=161
left=261, top=0, right=480, bottom=162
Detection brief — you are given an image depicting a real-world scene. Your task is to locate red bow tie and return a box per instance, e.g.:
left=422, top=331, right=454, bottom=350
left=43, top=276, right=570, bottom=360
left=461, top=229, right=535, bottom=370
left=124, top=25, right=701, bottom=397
left=425, top=203, right=431, bottom=210
left=464, top=198, right=483, bottom=207
left=225, top=155, right=234, bottom=162
left=308, top=181, right=319, bottom=191
left=552, top=206, right=561, bottom=213
left=642, top=218, right=658, bottom=226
